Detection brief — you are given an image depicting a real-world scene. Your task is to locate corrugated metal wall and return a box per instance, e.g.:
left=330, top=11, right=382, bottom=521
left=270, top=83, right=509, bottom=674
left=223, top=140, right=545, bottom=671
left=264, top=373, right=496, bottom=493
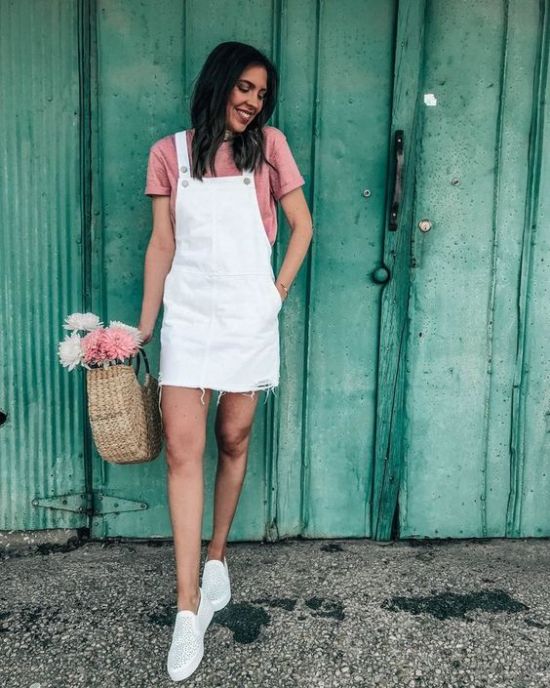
left=1, top=0, right=549, bottom=540
left=0, top=0, right=88, bottom=530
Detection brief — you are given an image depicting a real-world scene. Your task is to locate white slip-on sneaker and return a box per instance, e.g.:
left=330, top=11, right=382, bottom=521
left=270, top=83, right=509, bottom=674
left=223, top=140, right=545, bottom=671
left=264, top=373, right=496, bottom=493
left=201, top=557, right=231, bottom=611
left=166, top=588, right=214, bottom=682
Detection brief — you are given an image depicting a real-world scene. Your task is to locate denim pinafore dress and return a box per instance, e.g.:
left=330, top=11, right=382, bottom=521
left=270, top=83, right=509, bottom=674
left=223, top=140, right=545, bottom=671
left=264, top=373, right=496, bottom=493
left=158, top=130, right=282, bottom=405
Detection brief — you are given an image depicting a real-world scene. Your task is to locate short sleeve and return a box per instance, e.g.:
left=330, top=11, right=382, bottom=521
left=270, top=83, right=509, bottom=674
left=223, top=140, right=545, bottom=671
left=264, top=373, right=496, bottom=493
left=144, top=143, right=171, bottom=196
left=267, top=128, right=305, bottom=201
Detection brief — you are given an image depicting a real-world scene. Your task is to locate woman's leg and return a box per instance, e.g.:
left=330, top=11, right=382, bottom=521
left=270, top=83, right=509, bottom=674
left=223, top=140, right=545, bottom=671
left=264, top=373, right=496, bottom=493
left=207, top=391, right=260, bottom=560
left=162, top=385, right=212, bottom=613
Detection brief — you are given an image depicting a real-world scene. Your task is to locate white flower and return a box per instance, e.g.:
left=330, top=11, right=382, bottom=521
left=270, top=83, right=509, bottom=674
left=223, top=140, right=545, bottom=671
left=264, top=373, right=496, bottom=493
left=58, top=332, right=84, bottom=371
left=63, top=312, right=103, bottom=332
left=109, top=320, right=144, bottom=346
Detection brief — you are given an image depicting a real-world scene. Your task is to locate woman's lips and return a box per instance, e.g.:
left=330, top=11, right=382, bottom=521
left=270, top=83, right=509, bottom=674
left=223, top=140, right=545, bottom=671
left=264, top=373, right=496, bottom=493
left=234, top=107, right=254, bottom=125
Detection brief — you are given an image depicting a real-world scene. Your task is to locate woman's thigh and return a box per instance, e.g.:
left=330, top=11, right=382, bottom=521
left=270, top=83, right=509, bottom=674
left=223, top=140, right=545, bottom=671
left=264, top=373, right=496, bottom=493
left=161, top=386, right=212, bottom=455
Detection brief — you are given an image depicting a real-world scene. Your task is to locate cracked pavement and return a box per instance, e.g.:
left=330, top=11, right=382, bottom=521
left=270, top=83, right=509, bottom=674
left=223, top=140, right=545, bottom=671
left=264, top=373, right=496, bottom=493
left=1, top=537, right=549, bottom=687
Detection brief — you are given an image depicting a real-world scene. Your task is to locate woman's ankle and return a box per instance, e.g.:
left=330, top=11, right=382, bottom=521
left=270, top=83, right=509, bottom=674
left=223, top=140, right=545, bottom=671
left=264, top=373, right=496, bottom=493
left=206, top=541, right=227, bottom=561
left=177, top=588, right=201, bottom=614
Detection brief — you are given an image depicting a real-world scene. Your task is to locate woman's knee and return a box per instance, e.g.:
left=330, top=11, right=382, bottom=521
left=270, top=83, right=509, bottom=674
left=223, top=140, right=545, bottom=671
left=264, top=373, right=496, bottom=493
left=164, top=427, right=206, bottom=472
left=215, top=423, right=252, bottom=459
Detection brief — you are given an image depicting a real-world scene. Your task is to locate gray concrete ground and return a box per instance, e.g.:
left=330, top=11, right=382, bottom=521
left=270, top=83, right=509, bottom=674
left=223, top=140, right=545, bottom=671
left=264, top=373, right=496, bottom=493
left=1, top=536, right=549, bottom=688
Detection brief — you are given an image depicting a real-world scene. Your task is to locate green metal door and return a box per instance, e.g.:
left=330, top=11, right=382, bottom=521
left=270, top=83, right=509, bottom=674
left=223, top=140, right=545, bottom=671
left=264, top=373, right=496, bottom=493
left=399, top=0, right=550, bottom=538
left=91, top=0, right=399, bottom=539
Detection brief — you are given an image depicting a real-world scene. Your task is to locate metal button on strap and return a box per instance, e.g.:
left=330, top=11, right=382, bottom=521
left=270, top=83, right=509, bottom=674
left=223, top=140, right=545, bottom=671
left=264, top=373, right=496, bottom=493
left=180, top=166, right=188, bottom=173
left=243, top=177, right=251, bottom=185
left=181, top=180, right=189, bottom=187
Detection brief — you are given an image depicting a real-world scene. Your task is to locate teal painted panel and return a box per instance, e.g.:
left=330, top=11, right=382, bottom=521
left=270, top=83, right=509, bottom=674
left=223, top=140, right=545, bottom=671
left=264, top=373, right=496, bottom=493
left=401, top=0, right=547, bottom=538
left=483, top=0, right=542, bottom=537
left=303, top=0, right=396, bottom=537
left=92, top=0, right=187, bottom=538
left=403, top=0, right=508, bottom=538
left=0, top=0, right=87, bottom=530
left=270, top=0, right=319, bottom=538
left=508, top=1, right=550, bottom=536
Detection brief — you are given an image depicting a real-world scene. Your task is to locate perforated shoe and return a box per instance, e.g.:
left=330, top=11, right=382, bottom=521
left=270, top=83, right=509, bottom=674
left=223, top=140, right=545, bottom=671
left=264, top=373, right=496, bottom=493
left=166, top=588, right=214, bottom=682
left=201, top=557, right=231, bottom=611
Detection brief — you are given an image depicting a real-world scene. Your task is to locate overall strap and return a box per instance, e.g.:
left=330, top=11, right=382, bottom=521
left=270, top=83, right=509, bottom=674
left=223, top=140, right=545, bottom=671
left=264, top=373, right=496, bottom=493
left=175, top=131, right=191, bottom=174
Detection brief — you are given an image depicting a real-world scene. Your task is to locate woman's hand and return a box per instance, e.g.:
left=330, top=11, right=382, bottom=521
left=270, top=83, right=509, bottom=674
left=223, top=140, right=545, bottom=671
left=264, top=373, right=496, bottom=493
left=138, top=322, right=154, bottom=345
left=275, top=282, right=287, bottom=302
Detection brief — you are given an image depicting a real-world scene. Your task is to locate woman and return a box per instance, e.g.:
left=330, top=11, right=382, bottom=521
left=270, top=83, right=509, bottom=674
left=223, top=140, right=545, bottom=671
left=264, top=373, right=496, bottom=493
left=139, top=41, right=313, bottom=681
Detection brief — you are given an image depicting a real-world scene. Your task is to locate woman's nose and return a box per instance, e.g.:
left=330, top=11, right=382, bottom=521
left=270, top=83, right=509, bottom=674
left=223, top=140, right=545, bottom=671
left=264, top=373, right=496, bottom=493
left=246, top=92, right=262, bottom=110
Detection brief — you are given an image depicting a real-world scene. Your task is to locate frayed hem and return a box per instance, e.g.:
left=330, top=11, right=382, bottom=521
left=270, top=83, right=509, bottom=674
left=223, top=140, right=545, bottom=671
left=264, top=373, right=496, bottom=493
left=216, top=384, right=279, bottom=407
left=216, top=389, right=254, bottom=407
left=158, top=382, right=278, bottom=410
left=158, top=382, right=209, bottom=406
left=262, top=384, right=278, bottom=404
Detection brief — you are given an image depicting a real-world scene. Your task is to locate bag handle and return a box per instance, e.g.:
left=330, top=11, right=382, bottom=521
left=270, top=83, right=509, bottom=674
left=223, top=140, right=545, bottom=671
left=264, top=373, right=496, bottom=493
left=132, top=347, right=150, bottom=379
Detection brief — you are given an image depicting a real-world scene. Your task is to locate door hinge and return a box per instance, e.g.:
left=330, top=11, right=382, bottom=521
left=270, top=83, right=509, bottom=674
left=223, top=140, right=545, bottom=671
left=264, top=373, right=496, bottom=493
left=32, top=492, right=149, bottom=516
left=93, top=492, right=149, bottom=516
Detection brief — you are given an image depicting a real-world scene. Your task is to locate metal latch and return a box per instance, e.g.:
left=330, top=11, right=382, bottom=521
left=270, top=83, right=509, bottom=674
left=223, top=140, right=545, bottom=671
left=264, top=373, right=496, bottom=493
left=389, top=130, right=404, bottom=231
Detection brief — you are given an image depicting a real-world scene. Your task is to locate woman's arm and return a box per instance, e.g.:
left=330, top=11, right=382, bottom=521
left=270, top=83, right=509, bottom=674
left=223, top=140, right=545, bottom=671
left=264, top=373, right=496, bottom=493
left=275, top=187, right=313, bottom=301
left=138, top=196, right=175, bottom=343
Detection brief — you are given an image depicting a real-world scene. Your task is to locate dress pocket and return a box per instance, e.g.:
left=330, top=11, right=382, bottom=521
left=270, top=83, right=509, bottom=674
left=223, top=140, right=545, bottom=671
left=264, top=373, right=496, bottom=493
left=270, top=280, right=283, bottom=313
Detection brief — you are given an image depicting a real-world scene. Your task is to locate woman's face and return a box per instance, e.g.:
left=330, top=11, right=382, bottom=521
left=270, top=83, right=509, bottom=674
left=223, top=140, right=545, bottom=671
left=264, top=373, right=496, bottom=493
left=225, top=64, right=268, bottom=133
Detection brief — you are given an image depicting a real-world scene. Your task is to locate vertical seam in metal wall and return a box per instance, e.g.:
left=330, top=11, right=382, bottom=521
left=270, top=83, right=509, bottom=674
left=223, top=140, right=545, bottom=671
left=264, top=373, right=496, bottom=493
left=90, top=0, right=109, bottom=500
left=300, top=0, right=323, bottom=534
left=265, top=0, right=283, bottom=541
left=399, top=0, right=429, bottom=537
left=370, top=0, right=403, bottom=539
left=482, top=0, right=510, bottom=538
left=507, top=0, right=549, bottom=536
left=77, top=0, right=94, bottom=522
left=182, top=0, right=188, bottom=125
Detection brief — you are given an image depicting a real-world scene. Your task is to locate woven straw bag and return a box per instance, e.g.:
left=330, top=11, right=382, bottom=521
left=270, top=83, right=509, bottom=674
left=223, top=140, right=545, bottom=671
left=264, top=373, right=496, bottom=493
left=86, top=348, right=163, bottom=464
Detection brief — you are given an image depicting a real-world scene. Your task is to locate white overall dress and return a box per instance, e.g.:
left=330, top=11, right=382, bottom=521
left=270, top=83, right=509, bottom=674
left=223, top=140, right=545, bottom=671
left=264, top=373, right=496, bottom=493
left=158, top=130, right=282, bottom=407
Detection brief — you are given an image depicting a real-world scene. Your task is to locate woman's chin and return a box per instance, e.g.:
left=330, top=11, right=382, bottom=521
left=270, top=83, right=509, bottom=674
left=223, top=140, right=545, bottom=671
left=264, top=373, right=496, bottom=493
left=228, top=117, right=252, bottom=134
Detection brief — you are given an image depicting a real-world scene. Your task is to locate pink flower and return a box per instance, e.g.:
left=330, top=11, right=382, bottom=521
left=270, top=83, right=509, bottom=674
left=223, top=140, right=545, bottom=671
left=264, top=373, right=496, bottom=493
left=81, top=328, right=108, bottom=365
left=80, top=324, right=140, bottom=366
left=102, top=326, right=140, bottom=361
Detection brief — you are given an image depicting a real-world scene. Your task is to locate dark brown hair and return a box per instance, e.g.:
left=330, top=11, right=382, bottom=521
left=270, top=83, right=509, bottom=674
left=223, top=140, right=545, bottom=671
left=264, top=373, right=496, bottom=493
left=190, top=41, right=279, bottom=180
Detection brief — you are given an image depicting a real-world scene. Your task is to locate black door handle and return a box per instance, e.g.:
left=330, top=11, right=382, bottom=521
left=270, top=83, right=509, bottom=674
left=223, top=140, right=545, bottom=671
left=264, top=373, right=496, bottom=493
left=389, top=130, right=404, bottom=231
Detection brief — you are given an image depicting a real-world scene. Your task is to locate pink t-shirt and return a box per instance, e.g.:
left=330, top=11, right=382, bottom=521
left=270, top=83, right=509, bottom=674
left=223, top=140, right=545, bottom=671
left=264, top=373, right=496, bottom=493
left=144, top=126, right=305, bottom=245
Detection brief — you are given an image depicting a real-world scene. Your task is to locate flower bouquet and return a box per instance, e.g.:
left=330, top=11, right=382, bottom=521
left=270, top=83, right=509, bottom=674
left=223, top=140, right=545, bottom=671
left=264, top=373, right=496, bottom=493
left=58, top=313, right=163, bottom=464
